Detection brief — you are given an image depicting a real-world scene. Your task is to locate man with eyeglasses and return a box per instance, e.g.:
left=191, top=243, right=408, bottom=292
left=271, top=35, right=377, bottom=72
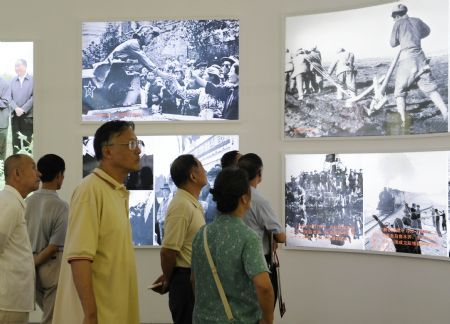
left=53, top=121, right=142, bottom=324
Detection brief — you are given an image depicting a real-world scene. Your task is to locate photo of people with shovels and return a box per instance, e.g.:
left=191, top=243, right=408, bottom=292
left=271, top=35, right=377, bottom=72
left=285, top=0, right=448, bottom=137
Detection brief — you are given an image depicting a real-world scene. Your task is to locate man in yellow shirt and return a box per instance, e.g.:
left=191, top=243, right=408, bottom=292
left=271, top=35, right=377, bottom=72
left=53, top=121, right=142, bottom=324
left=156, top=154, right=207, bottom=324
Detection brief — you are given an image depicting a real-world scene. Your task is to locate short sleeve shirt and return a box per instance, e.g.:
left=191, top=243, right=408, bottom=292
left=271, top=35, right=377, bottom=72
left=52, top=168, right=139, bottom=324
left=191, top=215, right=268, bottom=323
left=162, top=188, right=205, bottom=268
left=25, top=189, right=68, bottom=253
left=244, top=187, right=283, bottom=255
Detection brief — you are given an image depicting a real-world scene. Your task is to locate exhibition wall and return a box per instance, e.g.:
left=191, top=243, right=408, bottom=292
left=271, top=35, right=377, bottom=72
left=1, top=0, right=449, bottom=323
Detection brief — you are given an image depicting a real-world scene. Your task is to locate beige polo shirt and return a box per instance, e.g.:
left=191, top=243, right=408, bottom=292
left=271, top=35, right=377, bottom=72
left=53, top=168, right=139, bottom=324
left=162, top=188, right=205, bottom=268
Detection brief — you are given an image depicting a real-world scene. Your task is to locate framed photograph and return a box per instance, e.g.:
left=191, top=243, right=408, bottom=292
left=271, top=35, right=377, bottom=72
left=284, top=0, right=448, bottom=138
left=82, top=20, right=240, bottom=122
left=0, top=42, right=34, bottom=188
left=285, top=151, right=449, bottom=259
left=363, top=151, right=448, bottom=257
left=83, top=134, right=239, bottom=246
left=285, top=154, right=365, bottom=250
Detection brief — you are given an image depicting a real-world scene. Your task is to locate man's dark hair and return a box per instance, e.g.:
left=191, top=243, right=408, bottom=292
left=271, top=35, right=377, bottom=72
left=212, top=167, right=249, bottom=213
left=220, top=150, right=240, bottom=168
left=238, top=153, right=263, bottom=181
left=170, top=154, right=198, bottom=188
left=93, top=121, right=135, bottom=160
left=38, top=154, right=66, bottom=182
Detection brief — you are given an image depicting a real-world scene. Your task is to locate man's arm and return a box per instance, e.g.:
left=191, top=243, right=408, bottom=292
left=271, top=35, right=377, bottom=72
left=273, top=232, right=286, bottom=243
left=71, top=259, right=98, bottom=324
left=252, top=272, right=274, bottom=324
left=159, top=247, right=178, bottom=293
left=0, top=81, right=10, bottom=109
left=34, top=244, right=59, bottom=267
left=20, top=79, right=33, bottom=113
left=390, top=23, right=400, bottom=48
left=418, top=19, right=430, bottom=39
left=257, top=198, right=286, bottom=243
left=35, top=203, right=68, bottom=267
left=372, top=215, right=386, bottom=229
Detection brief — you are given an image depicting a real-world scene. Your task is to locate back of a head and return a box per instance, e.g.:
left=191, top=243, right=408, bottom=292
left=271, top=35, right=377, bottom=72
left=170, top=154, right=198, bottom=188
left=212, top=167, right=249, bottom=213
left=220, top=150, right=240, bottom=168
left=38, top=154, right=65, bottom=183
left=238, top=153, right=263, bottom=181
left=93, top=121, right=135, bottom=161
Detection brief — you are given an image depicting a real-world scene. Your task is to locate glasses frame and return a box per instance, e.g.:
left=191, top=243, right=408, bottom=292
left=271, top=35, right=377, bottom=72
left=105, top=139, right=144, bottom=150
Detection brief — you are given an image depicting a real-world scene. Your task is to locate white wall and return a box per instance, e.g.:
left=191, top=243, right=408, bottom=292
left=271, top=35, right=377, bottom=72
left=2, top=0, right=449, bottom=323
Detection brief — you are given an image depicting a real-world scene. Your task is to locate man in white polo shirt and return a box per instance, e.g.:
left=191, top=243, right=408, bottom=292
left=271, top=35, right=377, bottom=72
left=0, top=154, right=41, bottom=324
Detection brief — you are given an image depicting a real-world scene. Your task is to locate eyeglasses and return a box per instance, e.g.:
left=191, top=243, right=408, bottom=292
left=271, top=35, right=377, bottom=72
left=106, top=139, right=144, bottom=150
left=222, top=63, right=231, bottom=68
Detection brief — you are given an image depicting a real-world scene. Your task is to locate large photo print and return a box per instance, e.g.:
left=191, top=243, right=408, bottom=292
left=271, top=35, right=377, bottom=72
left=285, top=152, right=449, bottom=259
left=364, top=151, right=448, bottom=257
left=83, top=135, right=239, bottom=246
left=82, top=20, right=239, bottom=122
left=284, top=0, right=448, bottom=137
left=0, top=42, right=34, bottom=188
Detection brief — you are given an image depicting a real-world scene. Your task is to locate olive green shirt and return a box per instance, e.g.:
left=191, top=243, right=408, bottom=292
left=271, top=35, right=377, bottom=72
left=191, top=214, right=268, bottom=323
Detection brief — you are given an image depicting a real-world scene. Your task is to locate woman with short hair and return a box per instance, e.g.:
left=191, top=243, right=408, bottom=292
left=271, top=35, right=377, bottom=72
left=191, top=167, right=274, bottom=324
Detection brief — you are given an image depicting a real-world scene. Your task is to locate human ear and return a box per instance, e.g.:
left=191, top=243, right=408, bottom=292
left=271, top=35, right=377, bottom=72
left=102, top=146, right=112, bottom=159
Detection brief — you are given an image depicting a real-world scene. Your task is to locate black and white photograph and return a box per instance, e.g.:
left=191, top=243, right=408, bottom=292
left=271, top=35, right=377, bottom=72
left=82, top=20, right=239, bottom=122
left=448, top=152, right=450, bottom=257
left=0, top=42, right=34, bottom=188
left=284, top=0, right=448, bottom=138
left=82, top=136, right=154, bottom=190
left=82, top=134, right=238, bottom=246
left=285, top=154, right=364, bottom=250
left=364, top=151, right=448, bottom=257
left=129, top=190, right=154, bottom=246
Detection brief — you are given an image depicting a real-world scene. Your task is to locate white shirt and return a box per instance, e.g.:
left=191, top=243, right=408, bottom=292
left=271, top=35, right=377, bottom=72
left=0, top=185, right=35, bottom=312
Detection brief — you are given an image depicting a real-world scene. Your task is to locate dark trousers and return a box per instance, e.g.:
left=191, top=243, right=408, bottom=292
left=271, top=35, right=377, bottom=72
left=11, top=115, right=33, bottom=154
left=169, top=267, right=194, bottom=324
left=265, top=254, right=278, bottom=308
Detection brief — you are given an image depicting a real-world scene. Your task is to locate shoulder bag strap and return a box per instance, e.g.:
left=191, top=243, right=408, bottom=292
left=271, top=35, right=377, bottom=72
left=203, top=226, right=234, bottom=321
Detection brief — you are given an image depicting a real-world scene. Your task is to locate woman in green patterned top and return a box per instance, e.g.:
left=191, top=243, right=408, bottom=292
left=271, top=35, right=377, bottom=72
left=191, top=167, right=274, bottom=323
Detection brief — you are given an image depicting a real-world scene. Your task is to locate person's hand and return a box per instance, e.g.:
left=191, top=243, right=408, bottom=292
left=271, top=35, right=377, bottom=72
left=151, top=274, right=169, bottom=294
left=15, top=107, right=25, bottom=117
left=272, top=240, right=278, bottom=251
